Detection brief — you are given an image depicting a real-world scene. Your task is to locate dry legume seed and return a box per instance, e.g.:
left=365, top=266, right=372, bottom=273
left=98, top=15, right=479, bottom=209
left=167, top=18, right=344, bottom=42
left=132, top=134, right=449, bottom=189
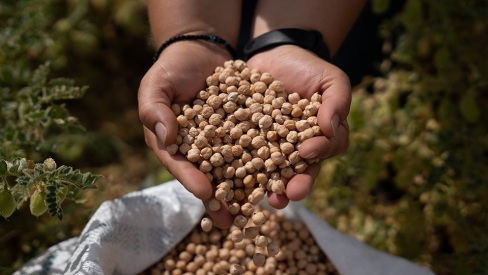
left=255, top=235, right=269, bottom=247
left=167, top=144, right=179, bottom=155
left=234, top=215, right=248, bottom=228
left=231, top=229, right=244, bottom=242
left=243, top=175, right=255, bottom=188
left=253, top=253, right=266, bottom=267
left=201, top=218, right=213, bottom=232
left=164, top=60, right=326, bottom=272
left=233, top=188, right=246, bottom=201
left=271, top=179, right=285, bottom=194
left=251, top=212, right=267, bottom=226
left=143, top=205, right=339, bottom=274
left=215, top=188, right=228, bottom=200
left=208, top=198, right=221, bottom=212
left=240, top=203, right=254, bottom=217
left=228, top=202, right=240, bottom=215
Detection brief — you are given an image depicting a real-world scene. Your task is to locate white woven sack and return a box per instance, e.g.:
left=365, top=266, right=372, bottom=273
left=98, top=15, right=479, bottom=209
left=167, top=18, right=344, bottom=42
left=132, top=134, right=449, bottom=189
left=15, top=180, right=433, bottom=275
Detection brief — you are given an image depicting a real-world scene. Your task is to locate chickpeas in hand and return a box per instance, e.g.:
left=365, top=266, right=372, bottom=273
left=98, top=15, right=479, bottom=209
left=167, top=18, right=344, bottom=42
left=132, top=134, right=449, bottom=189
left=169, top=59, right=324, bottom=213
left=170, top=60, right=323, bottom=197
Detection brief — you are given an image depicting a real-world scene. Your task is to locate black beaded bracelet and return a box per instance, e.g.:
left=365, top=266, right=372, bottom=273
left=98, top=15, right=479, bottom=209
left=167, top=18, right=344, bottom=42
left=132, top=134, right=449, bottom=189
left=243, top=28, right=330, bottom=61
left=153, top=34, right=237, bottom=63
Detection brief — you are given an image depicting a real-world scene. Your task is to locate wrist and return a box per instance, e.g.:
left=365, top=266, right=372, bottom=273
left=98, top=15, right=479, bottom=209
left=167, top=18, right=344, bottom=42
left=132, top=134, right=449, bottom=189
left=153, top=33, right=237, bottom=63
left=251, top=0, right=366, bottom=56
left=151, top=28, right=225, bottom=47
left=147, top=0, right=241, bottom=47
left=244, top=29, right=330, bottom=61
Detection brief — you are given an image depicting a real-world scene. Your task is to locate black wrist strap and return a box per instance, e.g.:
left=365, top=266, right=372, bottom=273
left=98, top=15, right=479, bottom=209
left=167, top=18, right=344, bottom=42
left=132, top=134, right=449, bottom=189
left=153, top=34, right=237, bottom=63
left=243, top=28, right=330, bottom=61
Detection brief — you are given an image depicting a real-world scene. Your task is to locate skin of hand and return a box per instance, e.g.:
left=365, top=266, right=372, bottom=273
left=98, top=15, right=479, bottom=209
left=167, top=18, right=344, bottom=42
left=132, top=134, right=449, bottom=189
left=246, top=45, right=351, bottom=209
left=246, top=0, right=364, bottom=210
left=141, top=0, right=241, bottom=229
left=251, top=0, right=366, bottom=56
left=140, top=0, right=361, bottom=228
left=138, top=42, right=235, bottom=229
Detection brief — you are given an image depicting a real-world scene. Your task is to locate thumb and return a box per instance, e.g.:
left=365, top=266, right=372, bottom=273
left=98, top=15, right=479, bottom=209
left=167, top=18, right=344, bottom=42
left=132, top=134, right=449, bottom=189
left=317, top=70, right=351, bottom=138
left=138, top=71, right=179, bottom=146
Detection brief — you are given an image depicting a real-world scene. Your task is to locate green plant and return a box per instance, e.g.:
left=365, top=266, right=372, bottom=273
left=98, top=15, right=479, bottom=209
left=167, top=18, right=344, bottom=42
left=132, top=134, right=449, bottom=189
left=309, top=1, right=488, bottom=274
left=1, top=0, right=106, bottom=272
left=0, top=0, right=151, bottom=271
left=0, top=157, right=99, bottom=220
left=0, top=1, right=105, bottom=219
left=1, top=34, right=100, bottom=220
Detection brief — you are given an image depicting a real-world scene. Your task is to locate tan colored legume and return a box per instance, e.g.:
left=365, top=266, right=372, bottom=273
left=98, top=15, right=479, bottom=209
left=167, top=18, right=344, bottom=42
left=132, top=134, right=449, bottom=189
left=163, top=60, right=326, bottom=273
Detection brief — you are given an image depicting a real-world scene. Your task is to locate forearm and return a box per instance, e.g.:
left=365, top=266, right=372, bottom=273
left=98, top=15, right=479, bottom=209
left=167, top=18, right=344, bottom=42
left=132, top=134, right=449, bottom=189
left=251, top=0, right=366, bottom=55
left=147, top=0, right=242, bottom=47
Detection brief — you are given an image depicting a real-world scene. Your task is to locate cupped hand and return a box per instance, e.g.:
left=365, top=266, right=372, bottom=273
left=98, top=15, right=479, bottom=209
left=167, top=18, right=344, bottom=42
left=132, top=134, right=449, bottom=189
left=138, top=42, right=234, bottom=228
left=247, top=45, right=351, bottom=208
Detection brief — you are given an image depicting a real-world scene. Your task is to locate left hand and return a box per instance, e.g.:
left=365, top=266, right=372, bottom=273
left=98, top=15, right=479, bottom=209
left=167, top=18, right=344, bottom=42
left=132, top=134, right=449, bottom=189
left=247, top=45, right=351, bottom=208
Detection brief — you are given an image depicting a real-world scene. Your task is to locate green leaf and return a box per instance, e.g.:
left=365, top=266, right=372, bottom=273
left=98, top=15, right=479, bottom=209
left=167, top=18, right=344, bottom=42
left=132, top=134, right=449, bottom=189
left=372, top=0, right=390, bottom=14
left=459, top=92, right=480, bottom=123
left=401, top=0, right=423, bottom=31
left=434, top=46, right=451, bottom=72
left=8, top=163, right=19, bottom=174
left=0, top=160, right=7, bottom=173
left=0, top=188, right=16, bottom=218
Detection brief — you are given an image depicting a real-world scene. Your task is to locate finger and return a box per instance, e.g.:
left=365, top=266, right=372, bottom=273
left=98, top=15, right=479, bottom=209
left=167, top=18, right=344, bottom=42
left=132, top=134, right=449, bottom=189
left=285, top=163, right=321, bottom=201
left=138, top=67, right=179, bottom=146
left=317, top=69, right=351, bottom=138
left=144, top=126, right=213, bottom=201
left=267, top=192, right=289, bottom=209
left=203, top=201, right=234, bottom=229
left=298, top=120, right=349, bottom=160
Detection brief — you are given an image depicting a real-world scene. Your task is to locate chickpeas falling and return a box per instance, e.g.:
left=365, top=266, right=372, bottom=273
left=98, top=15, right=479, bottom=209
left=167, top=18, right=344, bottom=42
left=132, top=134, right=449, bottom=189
left=168, top=60, right=324, bottom=273
left=141, top=207, right=338, bottom=275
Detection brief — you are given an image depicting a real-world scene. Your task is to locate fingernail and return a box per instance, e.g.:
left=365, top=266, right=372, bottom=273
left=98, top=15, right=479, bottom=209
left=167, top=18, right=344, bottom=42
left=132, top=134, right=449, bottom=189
left=303, top=150, right=319, bottom=159
left=155, top=122, right=167, bottom=145
left=331, top=115, right=339, bottom=137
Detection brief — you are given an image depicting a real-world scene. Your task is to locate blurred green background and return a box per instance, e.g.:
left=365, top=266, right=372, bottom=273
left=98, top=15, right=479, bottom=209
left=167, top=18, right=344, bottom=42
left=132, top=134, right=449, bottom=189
left=1, top=0, right=487, bottom=274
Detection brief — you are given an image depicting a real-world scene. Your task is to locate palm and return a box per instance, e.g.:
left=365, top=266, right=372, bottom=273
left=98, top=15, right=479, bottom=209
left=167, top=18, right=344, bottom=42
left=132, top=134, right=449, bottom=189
left=139, top=43, right=234, bottom=228
left=247, top=45, right=351, bottom=206
left=148, top=45, right=229, bottom=104
left=247, top=45, right=336, bottom=100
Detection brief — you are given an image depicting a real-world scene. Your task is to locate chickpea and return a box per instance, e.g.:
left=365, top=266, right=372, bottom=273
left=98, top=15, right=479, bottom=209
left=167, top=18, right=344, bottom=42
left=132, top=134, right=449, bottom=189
left=231, top=229, right=244, bottom=243
left=234, top=108, right=250, bottom=121
left=268, top=80, right=285, bottom=93
left=234, top=215, right=248, bottom=228
left=167, top=144, right=179, bottom=155
left=208, top=198, right=221, bottom=212
left=253, top=253, right=266, bottom=267
left=187, top=148, right=201, bottom=163
left=258, top=115, right=273, bottom=129
left=251, top=212, right=267, bottom=226
left=163, top=61, right=328, bottom=274
left=201, top=218, right=213, bottom=232
left=250, top=73, right=261, bottom=83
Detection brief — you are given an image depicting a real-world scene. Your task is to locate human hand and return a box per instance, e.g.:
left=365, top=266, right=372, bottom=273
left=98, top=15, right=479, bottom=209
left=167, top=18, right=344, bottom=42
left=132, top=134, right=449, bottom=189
left=247, top=45, right=351, bottom=208
left=138, top=42, right=234, bottom=228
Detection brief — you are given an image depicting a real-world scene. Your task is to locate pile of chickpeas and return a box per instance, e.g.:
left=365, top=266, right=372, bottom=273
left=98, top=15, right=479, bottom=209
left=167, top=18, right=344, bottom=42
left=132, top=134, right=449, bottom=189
left=142, top=207, right=338, bottom=275
left=164, top=60, right=325, bottom=273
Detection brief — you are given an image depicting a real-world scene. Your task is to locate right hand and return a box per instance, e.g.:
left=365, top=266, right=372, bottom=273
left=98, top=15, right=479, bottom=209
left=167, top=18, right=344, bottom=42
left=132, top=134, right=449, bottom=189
left=138, top=41, right=234, bottom=228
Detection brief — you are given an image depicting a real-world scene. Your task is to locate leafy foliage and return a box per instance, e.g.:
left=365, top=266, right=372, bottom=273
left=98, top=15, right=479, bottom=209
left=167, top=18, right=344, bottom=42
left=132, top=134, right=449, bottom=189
left=1, top=0, right=149, bottom=272
left=309, top=1, right=488, bottom=274
left=1, top=64, right=87, bottom=160
left=0, top=0, right=102, bottom=221
left=1, top=158, right=99, bottom=220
